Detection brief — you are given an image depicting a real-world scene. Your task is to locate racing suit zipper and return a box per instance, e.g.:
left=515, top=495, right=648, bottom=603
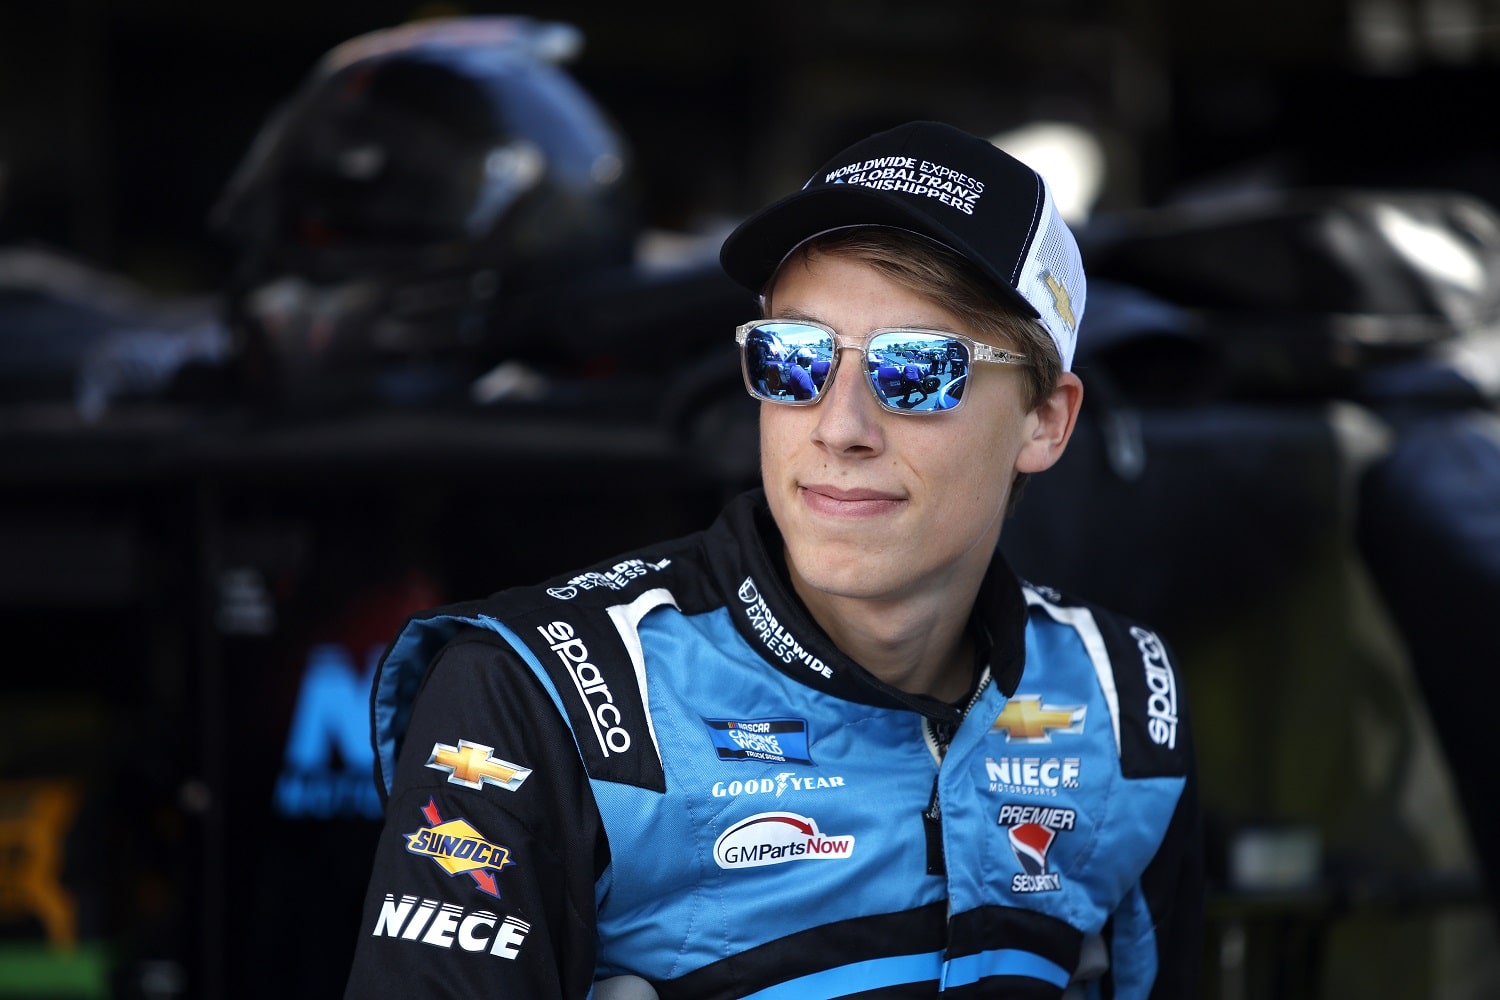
left=922, top=669, right=992, bottom=876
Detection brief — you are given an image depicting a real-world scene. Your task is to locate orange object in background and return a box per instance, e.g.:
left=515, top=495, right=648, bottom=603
left=0, top=781, right=79, bottom=949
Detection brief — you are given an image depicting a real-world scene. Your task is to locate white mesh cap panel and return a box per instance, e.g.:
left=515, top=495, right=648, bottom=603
left=1015, top=180, right=1086, bottom=370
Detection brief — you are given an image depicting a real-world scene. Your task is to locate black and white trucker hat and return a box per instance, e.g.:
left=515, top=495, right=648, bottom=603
left=720, top=120, right=1086, bottom=370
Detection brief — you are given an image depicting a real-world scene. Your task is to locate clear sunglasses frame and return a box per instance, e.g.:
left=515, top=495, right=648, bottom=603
left=735, top=318, right=1028, bottom=413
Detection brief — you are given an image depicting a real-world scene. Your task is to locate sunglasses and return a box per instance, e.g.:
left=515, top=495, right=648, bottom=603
left=735, top=319, right=1028, bottom=414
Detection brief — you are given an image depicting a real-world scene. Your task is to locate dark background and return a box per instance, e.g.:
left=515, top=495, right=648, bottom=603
left=2, top=2, right=1498, bottom=999
left=4, top=0, right=1499, bottom=294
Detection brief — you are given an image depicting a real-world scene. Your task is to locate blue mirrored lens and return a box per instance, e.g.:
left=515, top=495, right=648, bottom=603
left=742, top=322, right=834, bottom=403
left=866, top=332, right=970, bottom=412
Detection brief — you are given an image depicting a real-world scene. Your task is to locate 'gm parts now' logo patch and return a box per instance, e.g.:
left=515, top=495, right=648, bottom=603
left=404, top=798, right=513, bottom=898
left=999, top=803, right=1076, bottom=894
left=714, top=811, right=855, bottom=869
left=703, top=717, right=813, bottom=765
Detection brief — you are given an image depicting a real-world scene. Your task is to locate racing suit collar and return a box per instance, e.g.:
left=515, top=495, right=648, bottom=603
left=715, top=489, right=1029, bottom=720
left=975, top=552, right=1027, bottom=699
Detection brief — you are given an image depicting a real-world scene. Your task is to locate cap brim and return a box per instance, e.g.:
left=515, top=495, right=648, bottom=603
left=719, top=184, right=1041, bottom=319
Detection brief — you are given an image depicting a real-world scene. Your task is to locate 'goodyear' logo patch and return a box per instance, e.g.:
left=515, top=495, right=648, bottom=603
left=404, top=798, right=512, bottom=898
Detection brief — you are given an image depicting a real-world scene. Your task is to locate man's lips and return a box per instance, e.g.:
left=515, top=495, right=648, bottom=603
left=798, top=484, right=905, bottom=517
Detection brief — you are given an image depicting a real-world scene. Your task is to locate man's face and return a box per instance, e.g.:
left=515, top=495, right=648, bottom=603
left=759, top=249, right=1046, bottom=610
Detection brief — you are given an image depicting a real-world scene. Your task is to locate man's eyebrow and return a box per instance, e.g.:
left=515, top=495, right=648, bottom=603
left=767, top=308, right=821, bottom=323
left=761, top=310, right=966, bottom=333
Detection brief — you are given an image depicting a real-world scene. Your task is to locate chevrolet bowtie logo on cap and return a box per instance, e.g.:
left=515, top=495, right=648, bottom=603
left=991, top=696, right=1087, bottom=743
left=1042, top=271, right=1076, bottom=331
left=426, top=739, right=533, bottom=792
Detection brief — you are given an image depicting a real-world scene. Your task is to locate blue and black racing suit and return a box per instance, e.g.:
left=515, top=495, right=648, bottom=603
left=344, top=489, right=1202, bottom=998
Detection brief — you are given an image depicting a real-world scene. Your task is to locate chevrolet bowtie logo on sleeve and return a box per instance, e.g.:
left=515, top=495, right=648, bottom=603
left=991, top=696, right=1086, bottom=743
left=426, top=739, right=532, bottom=792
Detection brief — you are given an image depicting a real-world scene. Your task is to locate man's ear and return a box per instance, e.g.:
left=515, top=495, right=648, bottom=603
left=1016, top=373, right=1084, bottom=474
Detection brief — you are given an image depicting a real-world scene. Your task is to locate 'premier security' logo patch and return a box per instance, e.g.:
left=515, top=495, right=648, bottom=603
left=999, top=803, right=1076, bottom=894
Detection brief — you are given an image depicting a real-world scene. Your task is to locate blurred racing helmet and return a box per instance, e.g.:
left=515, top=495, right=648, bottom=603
left=212, top=16, right=638, bottom=406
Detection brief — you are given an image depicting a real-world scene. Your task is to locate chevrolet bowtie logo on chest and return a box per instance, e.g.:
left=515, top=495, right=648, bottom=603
left=426, top=739, right=533, bottom=792
left=991, top=696, right=1086, bottom=743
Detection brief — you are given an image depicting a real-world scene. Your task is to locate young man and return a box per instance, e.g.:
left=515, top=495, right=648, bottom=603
left=344, top=121, right=1202, bottom=999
